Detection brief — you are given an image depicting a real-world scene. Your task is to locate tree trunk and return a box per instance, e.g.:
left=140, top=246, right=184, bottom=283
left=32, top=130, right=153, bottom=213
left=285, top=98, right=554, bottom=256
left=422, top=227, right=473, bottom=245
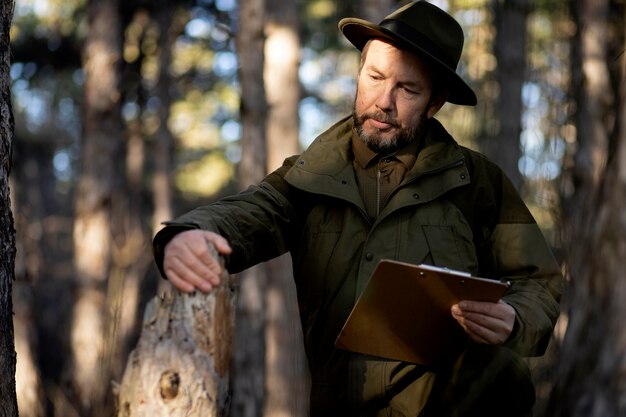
left=546, top=1, right=625, bottom=416
left=265, top=0, right=300, bottom=172
left=0, top=0, right=18, bottom=414
left=264, top=255, right=309, bottom=417
left=238, top=0, right=267, bottom=186
left=490, top=0, right=530, bottom=190
left=547, top=35, right=626, bottom=417
left=11, top=141, right=47, bottom=417
left=108, top=3, right=183, bottom=382
left=13, top=281, right=45, bottom=417
left=72, top=0, right=124, bottom=414
left=12, top=139, right=75, bottom=416
left=263, top=1, right=309, bottom=416
left=116, top=248, right=236, bottom=417
left=562, top=0, right=612, bottom=219
left=151, top=4, right=177, bottom=236
left=232, top=1, right=267, bottom=416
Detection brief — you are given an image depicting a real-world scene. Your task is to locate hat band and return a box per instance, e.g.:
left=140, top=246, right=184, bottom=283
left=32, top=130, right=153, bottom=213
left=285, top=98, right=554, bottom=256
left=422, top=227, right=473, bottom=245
left=379, top=19, right=457, bottom=70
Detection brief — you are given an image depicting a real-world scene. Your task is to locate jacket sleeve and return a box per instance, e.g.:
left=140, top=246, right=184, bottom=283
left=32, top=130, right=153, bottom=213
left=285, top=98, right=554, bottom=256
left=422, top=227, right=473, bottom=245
left=493, top=220, right=563, bottom=357
left=458, top=149, right=563, bottom=357
left=484, top=166, right=563, bottom=357
left=153, top=155, right=302, bottom=277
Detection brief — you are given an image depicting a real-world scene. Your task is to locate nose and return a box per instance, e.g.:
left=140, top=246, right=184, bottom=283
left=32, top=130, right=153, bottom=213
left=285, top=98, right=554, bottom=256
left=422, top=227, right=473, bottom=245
left=375, top=85, right=395, bottom=113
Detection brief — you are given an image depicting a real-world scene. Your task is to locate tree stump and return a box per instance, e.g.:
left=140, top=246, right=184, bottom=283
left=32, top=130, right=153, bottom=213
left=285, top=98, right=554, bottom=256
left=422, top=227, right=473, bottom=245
left=116, top=250, right=236, bottom=417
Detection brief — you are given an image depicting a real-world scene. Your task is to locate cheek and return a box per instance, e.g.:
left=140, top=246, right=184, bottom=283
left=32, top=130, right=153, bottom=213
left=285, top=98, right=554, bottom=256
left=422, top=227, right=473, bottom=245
left=356, top=78, right=380, bottom=105
left=354, top=89, right=371, bottom=112
left=398, top=104, right=427, bottom=127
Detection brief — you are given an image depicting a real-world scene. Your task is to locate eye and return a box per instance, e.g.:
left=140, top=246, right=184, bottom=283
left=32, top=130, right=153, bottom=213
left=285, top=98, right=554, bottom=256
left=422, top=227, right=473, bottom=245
left=401, top=86, right=418, bottom=96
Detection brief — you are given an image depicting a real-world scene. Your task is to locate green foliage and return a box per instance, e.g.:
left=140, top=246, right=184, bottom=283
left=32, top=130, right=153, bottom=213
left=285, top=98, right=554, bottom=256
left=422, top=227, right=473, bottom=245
left=175, top=151, right=235, bottom=197
left=11, top=0, right=244, bottom=200
left=12, top=0, right=86, bottom=39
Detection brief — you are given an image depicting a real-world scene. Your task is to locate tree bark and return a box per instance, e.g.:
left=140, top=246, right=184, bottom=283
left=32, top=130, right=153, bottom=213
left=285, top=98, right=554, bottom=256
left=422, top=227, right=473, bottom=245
left=0, top=0, right=18, bottom=415
left=116, top=248, right=236, bottom=417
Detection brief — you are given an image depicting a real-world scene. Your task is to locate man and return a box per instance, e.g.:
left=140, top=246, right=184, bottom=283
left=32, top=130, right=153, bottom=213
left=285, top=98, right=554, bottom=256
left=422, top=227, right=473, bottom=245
left=154, top=1, right=563, bottom=416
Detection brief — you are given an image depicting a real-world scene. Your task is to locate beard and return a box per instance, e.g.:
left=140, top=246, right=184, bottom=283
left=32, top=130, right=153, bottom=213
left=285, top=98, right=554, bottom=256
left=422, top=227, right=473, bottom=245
left=353, top=109, right=427, bottom=154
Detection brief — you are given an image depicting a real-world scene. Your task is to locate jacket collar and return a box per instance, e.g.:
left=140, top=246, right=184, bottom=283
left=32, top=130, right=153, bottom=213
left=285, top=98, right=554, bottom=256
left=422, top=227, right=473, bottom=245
left=284, top=115, right=359, bottom=202
left=284, top=115, right=469, bottom=205
left=405, top=119, right=466, bottom=181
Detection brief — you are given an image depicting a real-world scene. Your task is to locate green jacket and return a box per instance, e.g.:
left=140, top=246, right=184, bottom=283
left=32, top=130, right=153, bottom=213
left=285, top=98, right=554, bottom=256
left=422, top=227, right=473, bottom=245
left=154, top=116, right=563, bottom=416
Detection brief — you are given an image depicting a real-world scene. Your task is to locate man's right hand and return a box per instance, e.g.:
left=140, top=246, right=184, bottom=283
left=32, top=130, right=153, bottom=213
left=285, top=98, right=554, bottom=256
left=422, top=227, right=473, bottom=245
left=163, top=229, right=232, bottom=293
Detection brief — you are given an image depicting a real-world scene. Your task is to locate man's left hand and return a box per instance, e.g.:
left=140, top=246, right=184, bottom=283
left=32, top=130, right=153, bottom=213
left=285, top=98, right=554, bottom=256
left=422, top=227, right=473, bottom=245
left=450, top=300, right=515, bottom=344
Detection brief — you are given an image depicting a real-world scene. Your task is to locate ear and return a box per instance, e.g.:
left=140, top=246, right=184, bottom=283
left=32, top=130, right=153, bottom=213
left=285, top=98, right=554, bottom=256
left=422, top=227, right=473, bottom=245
left=426, top=89, right=448, bottom=118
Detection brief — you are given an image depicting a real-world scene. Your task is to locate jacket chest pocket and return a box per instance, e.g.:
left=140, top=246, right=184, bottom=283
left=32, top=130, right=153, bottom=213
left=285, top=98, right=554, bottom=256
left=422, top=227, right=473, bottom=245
left=393, top=205, right=478, bottom=274
left=421, top=224, right=477, bottom=273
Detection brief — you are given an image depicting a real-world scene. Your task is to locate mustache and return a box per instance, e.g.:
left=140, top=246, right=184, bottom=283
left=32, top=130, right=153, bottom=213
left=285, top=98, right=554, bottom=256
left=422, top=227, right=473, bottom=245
left=357, top=111, right=400, bottom=128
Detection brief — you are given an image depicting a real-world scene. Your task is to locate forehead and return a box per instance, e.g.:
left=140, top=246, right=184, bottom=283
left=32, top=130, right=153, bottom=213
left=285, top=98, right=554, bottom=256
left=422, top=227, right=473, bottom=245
left=362, top=39, right=434, bottom=81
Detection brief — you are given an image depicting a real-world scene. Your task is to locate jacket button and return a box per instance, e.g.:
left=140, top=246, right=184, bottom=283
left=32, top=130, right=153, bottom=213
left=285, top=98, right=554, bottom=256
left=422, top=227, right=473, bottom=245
left=365, top=253, right=374, bottom=261
left=413, top=193, right=420, bottom=199
left=460, top=173, right=466, bottom=180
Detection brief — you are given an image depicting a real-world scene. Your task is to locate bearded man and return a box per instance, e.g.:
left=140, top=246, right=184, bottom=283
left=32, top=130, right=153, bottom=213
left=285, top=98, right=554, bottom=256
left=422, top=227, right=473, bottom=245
left=154, top=2, right=563, bottom=416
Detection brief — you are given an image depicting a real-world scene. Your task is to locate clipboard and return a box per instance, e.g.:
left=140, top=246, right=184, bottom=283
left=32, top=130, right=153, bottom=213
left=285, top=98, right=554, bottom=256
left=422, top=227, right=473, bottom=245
left=335, top=260, right=509, bottom=365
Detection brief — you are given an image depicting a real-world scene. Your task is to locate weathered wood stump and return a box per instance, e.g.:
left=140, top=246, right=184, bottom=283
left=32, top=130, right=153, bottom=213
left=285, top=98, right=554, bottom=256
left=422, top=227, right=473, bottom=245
left=116, top=250, right=236, bottom=417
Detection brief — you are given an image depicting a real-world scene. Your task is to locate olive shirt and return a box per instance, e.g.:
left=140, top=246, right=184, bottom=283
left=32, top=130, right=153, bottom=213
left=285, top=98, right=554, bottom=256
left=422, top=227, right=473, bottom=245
left=352, top=129, right=420, bottom=222
left=153, top=115, right=563, bottom=416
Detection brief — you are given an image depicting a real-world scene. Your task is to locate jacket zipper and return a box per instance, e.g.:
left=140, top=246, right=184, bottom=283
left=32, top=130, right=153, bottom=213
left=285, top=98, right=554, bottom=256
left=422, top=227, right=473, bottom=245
left=376, top=168, right=381, bottom=218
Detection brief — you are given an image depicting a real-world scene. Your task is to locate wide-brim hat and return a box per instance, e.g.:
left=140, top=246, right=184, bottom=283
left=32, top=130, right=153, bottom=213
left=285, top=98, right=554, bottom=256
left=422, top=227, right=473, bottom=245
left=339, top=0, right=477, bottom=106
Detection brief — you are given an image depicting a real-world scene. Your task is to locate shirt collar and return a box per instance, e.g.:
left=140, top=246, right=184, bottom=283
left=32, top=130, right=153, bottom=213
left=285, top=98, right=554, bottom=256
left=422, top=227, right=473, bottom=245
left=352, top=129, right=379, bottom=168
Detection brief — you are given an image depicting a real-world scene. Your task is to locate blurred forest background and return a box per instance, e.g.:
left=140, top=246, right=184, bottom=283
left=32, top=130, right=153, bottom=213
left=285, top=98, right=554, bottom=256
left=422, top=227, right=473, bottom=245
left=2, top=0, right=626, bottom=416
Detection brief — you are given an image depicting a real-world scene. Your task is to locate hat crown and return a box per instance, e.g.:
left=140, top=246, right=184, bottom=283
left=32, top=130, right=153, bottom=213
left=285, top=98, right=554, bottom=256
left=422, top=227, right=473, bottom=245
left=380, top=1, right=464, bottom=70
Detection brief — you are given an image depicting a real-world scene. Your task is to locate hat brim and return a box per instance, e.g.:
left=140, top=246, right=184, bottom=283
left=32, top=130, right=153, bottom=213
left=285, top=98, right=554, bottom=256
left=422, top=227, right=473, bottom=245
left=339, top=17, right=477, bottom=106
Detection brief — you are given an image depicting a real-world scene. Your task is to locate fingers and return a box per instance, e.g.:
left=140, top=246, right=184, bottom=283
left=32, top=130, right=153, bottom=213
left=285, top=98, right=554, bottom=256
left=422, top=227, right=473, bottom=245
left=451, top=300, right=515, bottom=345
left=165, top=249, right=216, bottom=293
left=207, top=232, right=233, bottom=256
left=163, top=230, right=232, bottom=294
left=451, top=304, right=492, bottom=343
